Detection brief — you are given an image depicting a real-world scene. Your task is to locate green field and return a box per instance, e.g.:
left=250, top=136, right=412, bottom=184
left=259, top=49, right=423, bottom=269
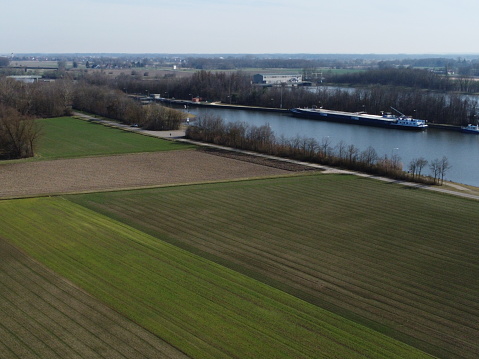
left=0, top=196, right=431, bottom=359
left=35, top=116, right=193, bottom=159
left=2, top=113, right=478, bottom=358
left=68, top=174, right=479, bottom=359
left=0, top=236, right=187, bottom=359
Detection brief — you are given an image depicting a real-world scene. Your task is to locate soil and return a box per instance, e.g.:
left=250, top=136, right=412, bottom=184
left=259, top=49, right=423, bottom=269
left=0, top=150, right=310, bottom=199
left=196, top=147, right=319, bottom=172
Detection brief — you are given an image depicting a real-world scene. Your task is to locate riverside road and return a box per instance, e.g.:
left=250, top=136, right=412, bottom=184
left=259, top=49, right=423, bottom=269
left=73, top=112, right=479, bottom=201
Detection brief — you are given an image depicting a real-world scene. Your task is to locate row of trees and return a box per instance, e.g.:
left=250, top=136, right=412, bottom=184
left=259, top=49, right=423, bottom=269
left=0, top=72, right=185, bottom=128
left=93, top=68, right=478, bottom=126
left=329, top=68, right=451, bottom=91
left=0, top=77, right=73, bottom=118
left=71, top=66, right=479, bottom=126
left=0, top=75, right=184, bottom=159
left=72, top=82, right=183, bottom=130
left=409, top=156, right=451, bottom=185
left=329, top=68, right=479, bottom=93
left=186, top=114, right=451, bottom=184
left=239, top=85, right=476, bottom=126
left=0, top=77, right=70, bottom=159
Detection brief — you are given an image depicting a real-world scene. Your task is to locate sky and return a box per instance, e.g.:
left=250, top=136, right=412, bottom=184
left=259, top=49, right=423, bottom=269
left=2, top=0, right=479, bottom=55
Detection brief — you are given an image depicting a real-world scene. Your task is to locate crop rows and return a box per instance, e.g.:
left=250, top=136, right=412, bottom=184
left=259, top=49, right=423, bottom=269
left=0, top=236, right=188, bottom=359
left=0, top=196, right=431, bottom=358
left=69, top=174, right=479, bottom=359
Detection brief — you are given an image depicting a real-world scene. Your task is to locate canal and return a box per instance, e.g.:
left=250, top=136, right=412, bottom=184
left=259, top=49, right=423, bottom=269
left=183, top=105, right=479, bottom=187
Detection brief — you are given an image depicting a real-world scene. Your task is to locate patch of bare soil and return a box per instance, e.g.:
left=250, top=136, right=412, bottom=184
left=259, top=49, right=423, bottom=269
left=197, top=147, right=318, bottom=172
left=0, top=237, right=189, bottom=359
left=0, top=150, right=295, bottom=198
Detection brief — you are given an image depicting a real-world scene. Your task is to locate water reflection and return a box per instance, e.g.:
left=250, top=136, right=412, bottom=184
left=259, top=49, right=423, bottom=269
left=184, top=105, right=479, bottom=186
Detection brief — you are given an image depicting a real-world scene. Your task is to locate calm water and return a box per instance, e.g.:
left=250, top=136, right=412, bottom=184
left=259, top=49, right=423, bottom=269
left=184, top=105, right=479, bottom=187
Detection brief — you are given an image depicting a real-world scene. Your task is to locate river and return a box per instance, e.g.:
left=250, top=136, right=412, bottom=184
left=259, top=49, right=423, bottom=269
left=183, top=105, right=479, bottom=187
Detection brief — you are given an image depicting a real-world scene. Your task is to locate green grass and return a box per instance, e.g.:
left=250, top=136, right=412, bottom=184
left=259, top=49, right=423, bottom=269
left=68, top=174, right=479, bottom=359
left=0, top=196, right=432, bottom=359
left=0, top=237, right=186, bottom=359
left=35, top=116, right=193, bottom=159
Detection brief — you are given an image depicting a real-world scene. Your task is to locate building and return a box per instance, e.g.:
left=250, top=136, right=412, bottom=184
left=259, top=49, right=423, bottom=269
left=253, top=73, right=302, bottom=85
left=7, top=75, right=42, bottom=83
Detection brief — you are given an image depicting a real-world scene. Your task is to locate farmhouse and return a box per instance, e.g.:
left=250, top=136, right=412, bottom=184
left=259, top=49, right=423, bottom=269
left=253, top=73, right=302, bottom=85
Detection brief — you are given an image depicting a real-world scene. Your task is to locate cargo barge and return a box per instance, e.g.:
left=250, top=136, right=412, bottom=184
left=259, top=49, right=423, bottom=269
left=290, top=107, right=428, bottom=130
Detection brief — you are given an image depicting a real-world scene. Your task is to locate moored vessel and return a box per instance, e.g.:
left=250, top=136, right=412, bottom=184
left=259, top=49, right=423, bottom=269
left=290, top=107, right=428, bottom=130
left=460, top=124, right=479, bottom=134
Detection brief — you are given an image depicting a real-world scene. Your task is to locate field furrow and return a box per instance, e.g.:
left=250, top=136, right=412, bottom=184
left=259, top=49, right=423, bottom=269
left=0, top=196, right=432, bottom=359
left=0, top=236, right=189, bottom=359
left=68, top=174, right=479, bottom=358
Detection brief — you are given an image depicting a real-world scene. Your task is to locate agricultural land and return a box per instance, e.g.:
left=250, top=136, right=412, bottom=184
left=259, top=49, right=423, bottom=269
left=0, top=236, right=188, bottom=359
left=0, top=115, right=477, bottom=358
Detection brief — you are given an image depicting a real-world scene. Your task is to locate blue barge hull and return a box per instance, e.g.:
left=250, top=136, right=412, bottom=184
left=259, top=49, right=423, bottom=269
left=290, top=108, right=428, bottom=130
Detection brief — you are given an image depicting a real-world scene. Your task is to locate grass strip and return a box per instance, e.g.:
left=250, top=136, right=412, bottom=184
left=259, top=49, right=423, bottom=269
left=34, top=116, right=193, bottom=159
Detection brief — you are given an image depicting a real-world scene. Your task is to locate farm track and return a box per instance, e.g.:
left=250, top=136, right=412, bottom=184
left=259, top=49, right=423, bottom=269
left=70, top=176, right=479, bottom=359
left=0, top=237, right=189, bottom=359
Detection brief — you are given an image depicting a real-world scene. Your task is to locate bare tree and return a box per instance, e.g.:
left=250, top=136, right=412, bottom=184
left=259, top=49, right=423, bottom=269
left=360, top=146, right=378, bottom=168
left=336, top=140, right=347, bottom=161
left=305, top=137, right=319, bottom=159
left=429, top=158, right=441, bottom=184
left=391, top=153, right=402, bottom=169
left=319, top=136, right=333, bottom=159
left=416, top=157, right=428, bottom=178
left=299, top=137, right=318, bottom=159
left=346, top=144, right=359, bottom=164
left=429, top=156, right=451, bottom=185
left=408, top=159, right=417, bottom=178
left=0, top=105, right=40, bottom=159
left=439, top=156, right=451, bottom=185
left=409, top=157, right=428, bottom=179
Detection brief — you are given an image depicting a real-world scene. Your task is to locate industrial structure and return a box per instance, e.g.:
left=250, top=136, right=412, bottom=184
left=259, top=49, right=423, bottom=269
left=253, top=73, right=302, bottom=85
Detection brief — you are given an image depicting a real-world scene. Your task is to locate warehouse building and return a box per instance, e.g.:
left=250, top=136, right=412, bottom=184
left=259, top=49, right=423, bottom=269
left=253, top=73, right=302, bottom=85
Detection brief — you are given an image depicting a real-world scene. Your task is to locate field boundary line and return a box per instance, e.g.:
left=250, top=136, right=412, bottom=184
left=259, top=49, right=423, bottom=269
left=0, top=173, right=316, bottom=201
left=176, top=138, right=479, bottom=201
left=72, top=111, right=479, bottom=201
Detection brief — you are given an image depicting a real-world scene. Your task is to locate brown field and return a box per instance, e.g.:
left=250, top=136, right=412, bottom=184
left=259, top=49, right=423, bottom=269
left=0, top=236, right=188, bottom=359
left=0, top=150, right=304, bottom=198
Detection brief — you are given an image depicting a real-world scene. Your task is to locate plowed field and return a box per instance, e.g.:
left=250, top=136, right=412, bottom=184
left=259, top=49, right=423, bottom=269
left=0, top=150, right=297, bottom=198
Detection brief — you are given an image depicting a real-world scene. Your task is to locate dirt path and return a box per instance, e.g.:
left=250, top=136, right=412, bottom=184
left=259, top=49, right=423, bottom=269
left=60, top=112, right=479, bottom=201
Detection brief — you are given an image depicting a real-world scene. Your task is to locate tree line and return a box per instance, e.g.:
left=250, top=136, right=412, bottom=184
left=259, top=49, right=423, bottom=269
left=186, top=114, right=451, bottom=185
left=94, top=68, right=478, bottom=126
left=0, top=75, right=183, bottom=159
left=0, top=77, right=73, bottom=159
left=72, top=81, right=183, bottom=130
left=327, top=67, right=479, bottom=93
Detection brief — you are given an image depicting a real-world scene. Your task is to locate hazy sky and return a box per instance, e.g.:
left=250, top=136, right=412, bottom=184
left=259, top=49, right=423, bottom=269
left=2, top=0, right=478, bottom=54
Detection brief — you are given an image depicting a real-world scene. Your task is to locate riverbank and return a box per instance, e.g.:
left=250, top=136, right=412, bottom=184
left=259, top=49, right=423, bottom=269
left=157, top=98, right=473, bottom=132
left=156, top=97, right=289, bottom=113
left=73, top=112, right=479, bottom=200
